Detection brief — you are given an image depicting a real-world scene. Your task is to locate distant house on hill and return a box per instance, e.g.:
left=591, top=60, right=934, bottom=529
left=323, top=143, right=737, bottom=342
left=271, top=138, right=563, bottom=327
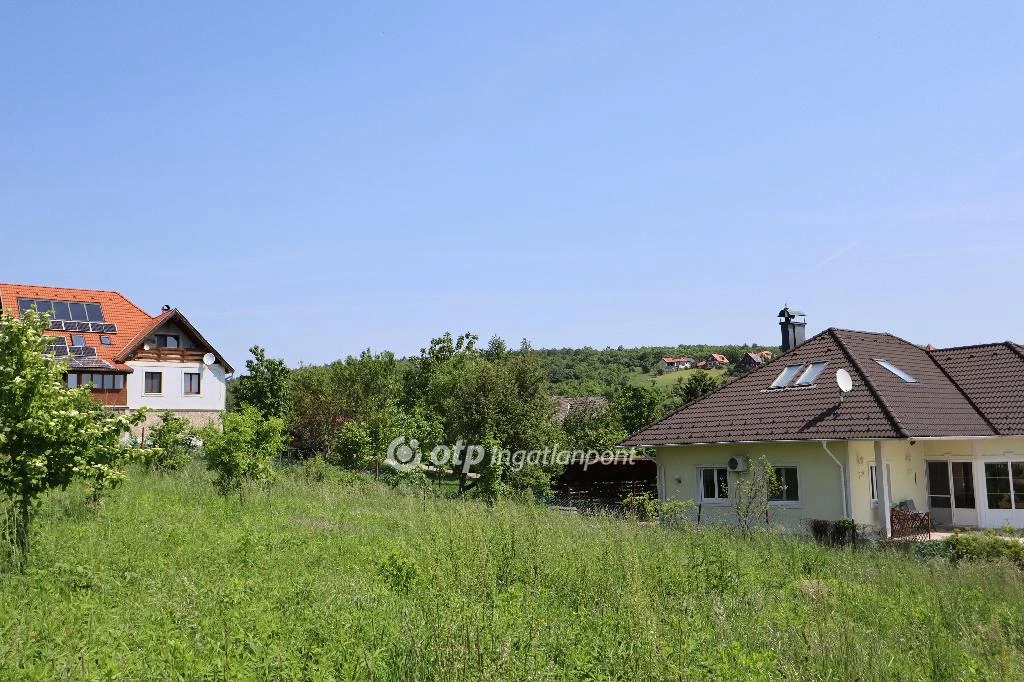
left=703, top=353, right=730, bottom=369
left=659, top=356, right=693, bottom=371
left=737, top=352, right=767, bottom=371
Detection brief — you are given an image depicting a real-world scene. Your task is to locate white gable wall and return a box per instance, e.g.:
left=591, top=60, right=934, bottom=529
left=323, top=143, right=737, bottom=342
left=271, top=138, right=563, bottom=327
left=125, top=360, right=227, bottom=411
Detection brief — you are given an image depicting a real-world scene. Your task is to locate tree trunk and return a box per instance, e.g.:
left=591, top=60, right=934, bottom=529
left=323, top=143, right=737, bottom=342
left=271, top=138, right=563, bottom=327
left=14, top=494, right=30, bottom=568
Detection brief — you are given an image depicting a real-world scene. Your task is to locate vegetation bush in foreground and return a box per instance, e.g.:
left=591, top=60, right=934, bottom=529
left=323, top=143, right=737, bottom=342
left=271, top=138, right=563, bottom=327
left=199, top=406, right=285, bottom=496
left=2, top=464, right=1022, bottom=679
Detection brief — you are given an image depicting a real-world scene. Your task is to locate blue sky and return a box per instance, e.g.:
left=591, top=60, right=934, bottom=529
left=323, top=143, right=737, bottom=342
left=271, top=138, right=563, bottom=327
left=3, top=2, right=1023, bottom=367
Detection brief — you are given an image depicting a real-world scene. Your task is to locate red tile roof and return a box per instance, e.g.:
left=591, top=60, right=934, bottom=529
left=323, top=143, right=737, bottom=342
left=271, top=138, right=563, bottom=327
left=622, top=328, right=1008, bottom=446
left=0, top=283, right=231, bottom=373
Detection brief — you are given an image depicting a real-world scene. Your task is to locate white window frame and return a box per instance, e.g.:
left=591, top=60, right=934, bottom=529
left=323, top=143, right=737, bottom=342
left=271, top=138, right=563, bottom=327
left=768, top=465, right=802, bottom=507
left=869, top=463, right=893, bottom=508
left=697, top=466, right=730, bottom=505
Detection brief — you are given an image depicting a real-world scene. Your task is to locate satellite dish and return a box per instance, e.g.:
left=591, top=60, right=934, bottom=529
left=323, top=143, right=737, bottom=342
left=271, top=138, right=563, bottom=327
left=202, top=353, right=216, bottom=366
left=142, top=342, right=151, bottom=351
left=836, top=369, right=853, bottom=393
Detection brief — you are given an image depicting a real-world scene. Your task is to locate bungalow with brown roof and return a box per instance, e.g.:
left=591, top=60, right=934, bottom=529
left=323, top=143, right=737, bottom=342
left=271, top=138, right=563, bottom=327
left=622, top=308, right=1024, bottom=536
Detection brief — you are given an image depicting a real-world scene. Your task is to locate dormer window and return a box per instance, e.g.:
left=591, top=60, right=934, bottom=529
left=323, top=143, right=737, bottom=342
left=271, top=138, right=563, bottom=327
left=874, top=359, right=918, bottom=383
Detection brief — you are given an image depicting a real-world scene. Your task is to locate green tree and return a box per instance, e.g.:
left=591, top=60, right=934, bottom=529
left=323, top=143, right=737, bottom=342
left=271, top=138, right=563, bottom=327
left=664, top=370, right=719, bottom=413
left=230, top=346, right=291, bottom=419
left=141, top=411, right=194, bottom=471
left=561, top=401, right=627, bottom=451
left=200, top=406, right=285, bottom=497
left=289, top=349, right=404, bottom=457
left=408, top=333, right=560, bottom=498
left=612, top=385, right=661, bottom=434
left=0, top=310, right=142, bottom=566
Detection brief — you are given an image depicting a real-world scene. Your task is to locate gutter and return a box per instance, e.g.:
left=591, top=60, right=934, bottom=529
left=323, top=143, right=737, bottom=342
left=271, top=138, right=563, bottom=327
left=820, top=440, right=849, bottom=519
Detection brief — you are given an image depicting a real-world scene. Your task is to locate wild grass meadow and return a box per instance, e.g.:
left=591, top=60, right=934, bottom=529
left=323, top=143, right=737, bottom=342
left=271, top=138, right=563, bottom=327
left=2, top=464, right=1023, bottom=680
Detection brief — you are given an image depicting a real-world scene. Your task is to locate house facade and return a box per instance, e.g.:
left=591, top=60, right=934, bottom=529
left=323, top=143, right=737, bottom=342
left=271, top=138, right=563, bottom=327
left=659, top=356, right=694, bottom=371
left=623, top=311, right=1024, bottom=535
left=703, top=353, right=730, bottom=369
left=0, top=283, right=233, bottom=433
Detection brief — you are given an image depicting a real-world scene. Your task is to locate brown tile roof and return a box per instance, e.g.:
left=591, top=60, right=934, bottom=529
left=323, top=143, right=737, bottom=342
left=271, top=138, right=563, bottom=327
left=622, top=328, right=1003, bottom=446
left=930, top=342, right=1024, bottom=434
left=0, top=283, right=232, bottom=373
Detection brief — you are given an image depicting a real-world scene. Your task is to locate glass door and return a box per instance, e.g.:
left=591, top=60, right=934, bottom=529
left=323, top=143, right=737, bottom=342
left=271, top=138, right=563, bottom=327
left=926, top=461, right=953, bottom=528
left=950, top=462, right=977, bottom=527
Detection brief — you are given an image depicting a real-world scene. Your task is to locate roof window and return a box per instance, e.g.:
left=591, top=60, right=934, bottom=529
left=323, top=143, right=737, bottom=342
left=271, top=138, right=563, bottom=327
left=793, top=361, right=829, bottom=386
left=770, top=364, right=804, bottom=388
left=874, top=359, right=918, bottom=383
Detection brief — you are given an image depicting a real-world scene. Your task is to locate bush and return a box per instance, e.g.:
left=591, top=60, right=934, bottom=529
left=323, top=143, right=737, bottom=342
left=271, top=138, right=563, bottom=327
left=139, top=412, right=195, bottom=471
left=807, top=518, right=856, bottom=548
left=200, top=406, right=285, bottom=497
left=945, top=531, right=1024, bottom=568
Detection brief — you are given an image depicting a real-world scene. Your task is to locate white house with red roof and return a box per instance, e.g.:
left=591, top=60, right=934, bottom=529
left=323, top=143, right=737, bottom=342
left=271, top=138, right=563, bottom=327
left=0, top=283, right=233, bottom=429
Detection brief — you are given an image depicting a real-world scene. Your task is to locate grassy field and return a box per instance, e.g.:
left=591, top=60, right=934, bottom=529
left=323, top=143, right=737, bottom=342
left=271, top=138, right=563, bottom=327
left=629, top=367, right=728, bottom=389
left=3, top=465, right=1024, bottom=680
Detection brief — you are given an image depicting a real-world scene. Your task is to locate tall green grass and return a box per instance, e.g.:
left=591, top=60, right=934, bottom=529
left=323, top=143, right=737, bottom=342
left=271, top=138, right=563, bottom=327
left=2, top=464, right=1023, bottom=680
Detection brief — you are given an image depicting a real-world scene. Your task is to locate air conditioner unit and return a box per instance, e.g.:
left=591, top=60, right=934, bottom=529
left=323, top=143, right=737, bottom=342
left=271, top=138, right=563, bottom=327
left=727, top=455, right=749, bottom=472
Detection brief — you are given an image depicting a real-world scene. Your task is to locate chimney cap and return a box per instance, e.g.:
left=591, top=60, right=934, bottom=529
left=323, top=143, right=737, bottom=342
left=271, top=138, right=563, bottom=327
left=778, top=305, right=805, bottom=319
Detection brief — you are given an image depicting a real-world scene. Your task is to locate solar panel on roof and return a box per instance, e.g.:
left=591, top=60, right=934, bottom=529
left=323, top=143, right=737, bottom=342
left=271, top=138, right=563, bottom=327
left=100, top=323, right=117, bottom=333
left=69, top=303, right=88, bottom=321
left=70, top=346, right=97, bottom=358
left=49, top=320, right=64, bottom=330
left=84, top=303, right=103, bottom=322
left=51, top=301, right=71, bottom=320
left=18, top=298, right=35, bottom=314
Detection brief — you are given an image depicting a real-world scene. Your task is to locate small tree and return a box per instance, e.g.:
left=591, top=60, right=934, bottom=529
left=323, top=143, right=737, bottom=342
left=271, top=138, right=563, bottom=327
left=230, top=346, right=291, bottom=419
left=664, top=370, right=719, bottom=413
left=141, top=411, right=194, bottom=471
left=0, top=310, right=143, bottom=567
left=727, top=456, right=783, bottom=531
left=200, top=406, right=285, bottom=497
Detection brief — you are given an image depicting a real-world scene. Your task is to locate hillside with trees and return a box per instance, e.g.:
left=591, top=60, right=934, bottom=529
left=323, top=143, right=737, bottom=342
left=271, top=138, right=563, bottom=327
left=535, top=343, right=780, bottom=397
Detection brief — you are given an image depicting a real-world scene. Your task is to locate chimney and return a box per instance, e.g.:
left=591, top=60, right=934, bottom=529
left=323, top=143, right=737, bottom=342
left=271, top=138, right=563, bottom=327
left=778, top=305, right=806, bottom=352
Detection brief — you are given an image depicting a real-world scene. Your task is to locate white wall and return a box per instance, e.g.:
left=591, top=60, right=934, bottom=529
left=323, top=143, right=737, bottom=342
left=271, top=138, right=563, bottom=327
left=125, top=360, right=227, bottom=411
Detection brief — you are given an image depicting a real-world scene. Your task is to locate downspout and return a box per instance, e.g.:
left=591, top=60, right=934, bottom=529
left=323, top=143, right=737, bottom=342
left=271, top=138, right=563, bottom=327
left=820, top=440, right=849, bottom=519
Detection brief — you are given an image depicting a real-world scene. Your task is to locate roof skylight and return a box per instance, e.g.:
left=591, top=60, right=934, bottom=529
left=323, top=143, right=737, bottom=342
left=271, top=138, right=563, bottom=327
left=874, top=359, right=918, bottom=383
left=770, top=364, right=804, bottom=388
left=793, top=361, right=829, bottom=386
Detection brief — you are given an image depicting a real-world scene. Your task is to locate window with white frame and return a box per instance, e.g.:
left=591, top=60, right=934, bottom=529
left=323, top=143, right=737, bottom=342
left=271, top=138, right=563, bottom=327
left=768, top=466, right=800, bottom=503
left=869, top=463, right=893, bottom=506
left=984, top=462, right=1024, bottom=510
left=699, top=467, right=729, bottom=503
